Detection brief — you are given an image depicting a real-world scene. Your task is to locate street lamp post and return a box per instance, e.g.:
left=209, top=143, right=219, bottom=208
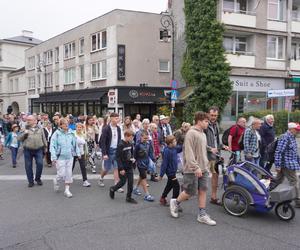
left=160, top=11, right=175, bottom=81
left=37, top=61, right=47, bottom=113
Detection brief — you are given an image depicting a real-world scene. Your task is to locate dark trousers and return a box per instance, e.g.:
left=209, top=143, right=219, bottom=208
left=111, top=169, right=134, bottom=198
left=10, top=146, right=18, bottom=165
left=162, top=176, right=180, bottom=199
left=24, top=148, right=44, bottom=184
left=72, top=155, right=87, bottom=181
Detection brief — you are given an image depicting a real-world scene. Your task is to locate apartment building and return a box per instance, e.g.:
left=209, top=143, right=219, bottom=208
left=25, top=9, right=171, bottom=118
left=171, top=0, right=300, bottom=121
left=0, top=31, right=41, bottom=114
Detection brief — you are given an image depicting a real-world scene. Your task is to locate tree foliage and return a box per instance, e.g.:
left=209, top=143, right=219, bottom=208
left=181, top=0, right=232, bottom=122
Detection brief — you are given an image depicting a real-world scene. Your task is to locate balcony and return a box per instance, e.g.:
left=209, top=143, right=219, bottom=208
left=267, top=20, right=287, bottom=32
left=222, top=9, right=256, bottom=28
left=225, top=52, right=255, bottom=68
left=266, top=59, right=286, bottom=70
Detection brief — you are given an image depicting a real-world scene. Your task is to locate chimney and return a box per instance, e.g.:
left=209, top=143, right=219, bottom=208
left=22, top=30, right=33, bottom=38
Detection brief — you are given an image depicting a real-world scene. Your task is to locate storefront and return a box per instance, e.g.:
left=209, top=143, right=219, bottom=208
left=223, top=76, right=286, bottom=121
left=30, top=86, right=170, bottom=118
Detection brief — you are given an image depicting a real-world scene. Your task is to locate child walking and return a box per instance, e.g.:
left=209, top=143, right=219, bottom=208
left=159, top=135, right=182, bottom=206
left=133, top=131, right=155, bottom=202
left=5, top=124, right=20, bottom=168
left=50, top=118, right=81, bottom=198
left=109, top=130, right=137, bottom=204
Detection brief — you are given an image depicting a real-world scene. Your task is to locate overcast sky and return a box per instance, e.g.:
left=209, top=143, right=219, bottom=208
left=0, top=0, right=167, bottom=41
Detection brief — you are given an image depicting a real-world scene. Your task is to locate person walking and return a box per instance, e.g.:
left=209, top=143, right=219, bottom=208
left=109, top=129, right=137, bottom=204
left=228, top=117, right=247, bottom=163
left=5, top=124, right=20, bottom=168
left=259, top=114, right=275, bottom=171
left=50, top=118, right=81, bottom=198
left=169, top=111, right=217, bottom=226
left=159, top=135, right=182, bottom=206
left=243, top=118, right=262, bottom=165
left=73, top=123, right=91, bottom=187
left=85, top=116, right=99, bottom=174
left=43, top=122, right=54, bottom=167
left=17, top=115, right=47, bottom=187
left=271, top=122, right=300, bottom=208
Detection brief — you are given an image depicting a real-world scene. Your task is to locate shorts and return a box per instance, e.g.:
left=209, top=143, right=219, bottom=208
left=182, top=171, right=209, bottom=196
left=138, top=167, right=147, bottom=179
left=209, top=160, right=218, bottom=174
left=103, top=148, right=118, bottom=172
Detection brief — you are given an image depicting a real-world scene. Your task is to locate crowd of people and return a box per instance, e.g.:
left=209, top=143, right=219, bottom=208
left=0, top=106, right=300, bottom=226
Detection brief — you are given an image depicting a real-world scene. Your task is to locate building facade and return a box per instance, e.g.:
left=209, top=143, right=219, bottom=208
left=171, top=0, right=300, bottom=122
left=0, top=31, right=41, bottom=114
left=25, top=9, right=172, bottom=119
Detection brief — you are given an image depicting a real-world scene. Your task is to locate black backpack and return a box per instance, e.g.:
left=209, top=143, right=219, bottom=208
left=222, top=125, right=244, bottom=150
left=265, top=135, right=284, bottom=163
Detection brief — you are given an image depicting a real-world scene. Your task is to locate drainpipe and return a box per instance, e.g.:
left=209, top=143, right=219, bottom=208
left=286, top=0, right=292, bottom=75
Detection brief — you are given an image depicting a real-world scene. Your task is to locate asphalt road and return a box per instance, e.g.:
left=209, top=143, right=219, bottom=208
left=0, top=148, right=300, bottom=250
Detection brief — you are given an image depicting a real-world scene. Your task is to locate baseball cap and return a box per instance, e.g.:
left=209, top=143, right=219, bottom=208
left=159, top=115, right=167, bottom=120
left=288, top=122, right=300, bottom=131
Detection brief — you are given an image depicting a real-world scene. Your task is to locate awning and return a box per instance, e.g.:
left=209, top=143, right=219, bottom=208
left=33, top=89, right=107, bottom=103
left=178, top=86, right=195, bottom=101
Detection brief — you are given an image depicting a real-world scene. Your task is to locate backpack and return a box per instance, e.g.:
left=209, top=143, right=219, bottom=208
left=222, top=125, right=244, bottom=150
left=265, top=135, right=284, bottom=163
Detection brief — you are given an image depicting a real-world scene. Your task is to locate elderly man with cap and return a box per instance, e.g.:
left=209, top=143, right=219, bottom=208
left=271, top=122, right=300, bottom=208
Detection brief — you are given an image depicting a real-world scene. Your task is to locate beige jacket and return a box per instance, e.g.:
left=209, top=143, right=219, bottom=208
left=183, top=126, right=209, bottom=173
left=18, top=125, right=47, bottom=150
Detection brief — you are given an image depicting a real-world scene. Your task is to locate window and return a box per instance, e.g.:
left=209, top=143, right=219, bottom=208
left=45, top=73, right=53, bottom=87
left=293, top=5, right=300, bottom=21
left=55, top=47, right=59, bottom=63
left=79, top=38, right=84, bottom=55
left=268, top=0, right=286, bottom=21
left=291, top=42, right=300, bottom=60
left=223, top=35, right=248, bottom=54
left=64, top=67, right=76, bottom=84
left=44, top=50, right=53, bottom=65
left=224, top=0, right=247, bottom=13
left=64, top=42, right=76, bottom=59
left=267, top=36, right=285, bottom=59
left=159, top=60, right=170, bottom=72
left=28, top=56, right=35, bottom=70
left=14, top=78, right=19, bottom=92
left=91, top=61, right=107, bottom=80
left=28, top=77, right=35, bottom=89
left=91, top=31, right=107, bottom=52
left=79, top=65, right=84, bottom=82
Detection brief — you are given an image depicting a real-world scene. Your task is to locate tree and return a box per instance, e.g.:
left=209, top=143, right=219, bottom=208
left=181, top=0, right=232, bottom=122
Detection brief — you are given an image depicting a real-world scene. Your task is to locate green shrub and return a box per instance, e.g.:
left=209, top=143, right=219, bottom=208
left=242, top=110, right=300, bottom=135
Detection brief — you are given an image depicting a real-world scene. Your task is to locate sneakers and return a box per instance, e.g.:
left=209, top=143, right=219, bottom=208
left=197, top=214, right=216, bottom=226
left=117, top=188, right=124, bottom=193
left=170, top=199, right=179, bottom=218
left=53, top=178, right=60, bottom=192
left=28, top=182, right=34, bottom=188
left=160, top=197, right=168, bottom=206
left=144, top=194, right=155, bottom=202
left=83, top=180, right=91, bottom=187
left=126, top=197, right=138, bottom=204
left=109, top=187, right=115, bottom=199
left=91, top=167, right=97, bottom=174
left=98, top=178, right=105, bottom=187
left=36, top=180, right=43, bottom=186
left=12, top=165, right=16, bottom=168
left=64, top=189, right=73, bottom=198
left=133, top=188, right=142, bottom=196
left=0, top=155, right=4, bottom=160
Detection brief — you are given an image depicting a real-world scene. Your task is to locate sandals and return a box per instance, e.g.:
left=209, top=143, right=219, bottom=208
left=210, top=198, right=222, bottom=206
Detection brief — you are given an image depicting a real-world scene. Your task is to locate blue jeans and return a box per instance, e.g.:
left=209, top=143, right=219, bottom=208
left=103, top=148, right=118, bottom=172
left=24, top=148, right=44, bottom=183
left=10, top=147, right=18, bottom=165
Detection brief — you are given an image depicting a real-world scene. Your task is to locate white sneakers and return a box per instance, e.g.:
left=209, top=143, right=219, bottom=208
left=170, top=199, right=179, bottom=218
left=83, top=180, right=91, bottom=187
left=53, top=178, right=59, bottom=192
left=197, top=214, right=216, bottom=226
left=98, top=178, right=105, bottom=187
left=64, top=189, right=73, bottom=198
left=117, top=188, right=124, bottom=193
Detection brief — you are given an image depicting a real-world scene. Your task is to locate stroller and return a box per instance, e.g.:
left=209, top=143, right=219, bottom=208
left=220, top=155, right=296, bottom=221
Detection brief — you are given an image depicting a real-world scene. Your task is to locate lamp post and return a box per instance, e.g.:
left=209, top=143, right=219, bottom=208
left=160, top=11, right=175, bottom=81
left=37, top=61, right=47, bottom=113
left=160, top=12, right=177, bottom=114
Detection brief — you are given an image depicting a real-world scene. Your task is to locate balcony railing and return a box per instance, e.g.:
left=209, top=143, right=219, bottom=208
left=225, top=50, right=255, bottom=56
left=223, top=8, right=256, bottom=16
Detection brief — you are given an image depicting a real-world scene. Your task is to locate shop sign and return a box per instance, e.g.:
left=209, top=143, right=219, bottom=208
left=231, top=76, right=285, bottom=92
left=108, top=89, right=118, bottom=108
left=117, top=45, right=126, bottom=80
left=267, top=89, right=295, bottom=98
